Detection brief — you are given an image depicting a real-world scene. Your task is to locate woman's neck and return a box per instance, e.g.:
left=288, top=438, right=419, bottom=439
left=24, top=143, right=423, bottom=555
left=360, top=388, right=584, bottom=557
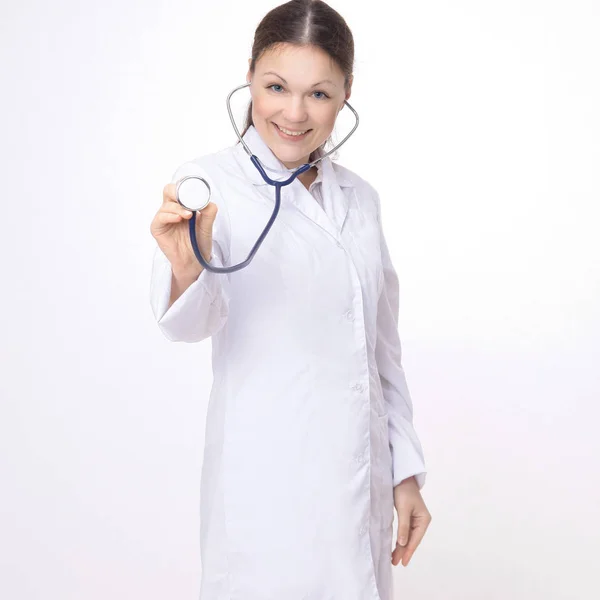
left=297, top=166, right=318, bottom=190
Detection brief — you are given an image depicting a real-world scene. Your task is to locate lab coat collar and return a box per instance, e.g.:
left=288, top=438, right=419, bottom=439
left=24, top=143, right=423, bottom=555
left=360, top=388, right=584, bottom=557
left=232, top=125, right=353, bottom=239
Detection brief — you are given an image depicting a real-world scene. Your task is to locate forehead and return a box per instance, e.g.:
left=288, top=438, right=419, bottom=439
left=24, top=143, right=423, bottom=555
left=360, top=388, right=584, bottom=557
left=256, top=43, right=342, bottom=78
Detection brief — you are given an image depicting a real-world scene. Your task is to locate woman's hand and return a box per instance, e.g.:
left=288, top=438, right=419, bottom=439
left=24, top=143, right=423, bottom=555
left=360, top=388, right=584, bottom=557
left=150, top=182, right=218, bottom=273
left=391, top=476, right=432, bottom=567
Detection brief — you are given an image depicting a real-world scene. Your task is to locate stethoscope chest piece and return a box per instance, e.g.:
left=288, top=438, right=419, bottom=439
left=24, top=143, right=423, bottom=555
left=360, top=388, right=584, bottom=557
left=176, top=175, right=211, bottom=211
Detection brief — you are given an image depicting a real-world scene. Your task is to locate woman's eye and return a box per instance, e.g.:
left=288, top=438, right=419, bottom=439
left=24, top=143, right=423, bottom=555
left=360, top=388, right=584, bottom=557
left=268, top=85, right=329, bottom=99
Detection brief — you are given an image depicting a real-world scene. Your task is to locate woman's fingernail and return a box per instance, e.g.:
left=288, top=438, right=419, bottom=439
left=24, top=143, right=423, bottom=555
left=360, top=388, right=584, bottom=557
left=399, top=536, right=407, bottom=545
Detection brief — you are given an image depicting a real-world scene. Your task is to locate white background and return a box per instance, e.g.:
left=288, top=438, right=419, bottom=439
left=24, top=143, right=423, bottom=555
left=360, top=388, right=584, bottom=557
left=1, top=1, right=598, bottom=598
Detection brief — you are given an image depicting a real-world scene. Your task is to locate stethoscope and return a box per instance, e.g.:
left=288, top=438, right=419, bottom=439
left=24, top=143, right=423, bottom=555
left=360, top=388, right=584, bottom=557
left=175, top=82, right=360, bottom=273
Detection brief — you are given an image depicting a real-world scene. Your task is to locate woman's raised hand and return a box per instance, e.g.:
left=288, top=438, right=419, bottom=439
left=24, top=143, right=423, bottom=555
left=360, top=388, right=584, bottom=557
left=150, top=182, right=219, bottom=275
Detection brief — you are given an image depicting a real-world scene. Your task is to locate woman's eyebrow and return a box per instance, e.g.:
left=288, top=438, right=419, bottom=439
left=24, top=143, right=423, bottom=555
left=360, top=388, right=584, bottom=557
left=262, top=71, right=337, bottom=87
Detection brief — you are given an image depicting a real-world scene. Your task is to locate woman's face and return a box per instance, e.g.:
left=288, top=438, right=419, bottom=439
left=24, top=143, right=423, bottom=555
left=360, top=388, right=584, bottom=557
left=246, top=43, right=352, bottom=170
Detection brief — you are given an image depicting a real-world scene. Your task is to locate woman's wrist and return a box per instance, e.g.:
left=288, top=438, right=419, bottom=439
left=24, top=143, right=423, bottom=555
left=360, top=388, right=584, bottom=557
left=172, top=264, right=203, bottom=280
left=395, top=475, right=417, bottom=488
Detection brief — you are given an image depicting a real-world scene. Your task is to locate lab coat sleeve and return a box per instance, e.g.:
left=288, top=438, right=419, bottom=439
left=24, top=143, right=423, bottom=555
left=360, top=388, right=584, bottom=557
left=149, top=161, right=232, bottom=343
left=373, top=191, right=427, bottom=490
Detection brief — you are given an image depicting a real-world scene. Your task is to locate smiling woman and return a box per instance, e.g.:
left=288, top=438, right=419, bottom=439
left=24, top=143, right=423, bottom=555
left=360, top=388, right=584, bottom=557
left=149, top=1, right=431, bottom=599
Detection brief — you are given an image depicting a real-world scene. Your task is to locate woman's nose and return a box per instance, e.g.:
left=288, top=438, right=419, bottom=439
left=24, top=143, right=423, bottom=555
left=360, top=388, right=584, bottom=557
left=282, top=97, right=309, bottom=122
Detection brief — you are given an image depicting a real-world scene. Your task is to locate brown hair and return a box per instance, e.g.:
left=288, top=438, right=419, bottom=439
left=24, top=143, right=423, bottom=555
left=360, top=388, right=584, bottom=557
left=241, top=0, right=354, bottom=161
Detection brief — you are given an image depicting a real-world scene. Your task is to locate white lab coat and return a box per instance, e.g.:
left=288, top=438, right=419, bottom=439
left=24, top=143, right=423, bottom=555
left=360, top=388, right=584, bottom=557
left=150, top=125, right=426, bottom=600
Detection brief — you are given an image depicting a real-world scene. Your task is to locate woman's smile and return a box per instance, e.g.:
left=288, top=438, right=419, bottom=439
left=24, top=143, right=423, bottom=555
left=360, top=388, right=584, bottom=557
left=272, top=122, right=312, bottom=141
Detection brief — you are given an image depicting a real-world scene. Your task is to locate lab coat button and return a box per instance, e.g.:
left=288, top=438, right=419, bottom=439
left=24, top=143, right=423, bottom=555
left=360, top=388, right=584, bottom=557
left=345, top=310, right=353, bottom=321
left=351, top=382, right=365, bottom=392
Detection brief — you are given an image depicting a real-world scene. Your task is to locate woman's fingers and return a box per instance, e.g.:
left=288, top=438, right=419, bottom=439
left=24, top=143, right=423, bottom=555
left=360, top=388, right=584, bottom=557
left=163, top=183, right=178, bottom=204
left=159, top=212, right=186, bottom=223
left=156, top=204, right=193, bottom=221
left=162, top=205, right=193, bottom=217
left=150, top=202, right=193, bottom=238
left=392, top=512, right=432, bottom=566
left=400, top=522, right=426, bottom=566
left=161, top=187, right=190, bottom=213
left=391, top=540, right=407, bottom=566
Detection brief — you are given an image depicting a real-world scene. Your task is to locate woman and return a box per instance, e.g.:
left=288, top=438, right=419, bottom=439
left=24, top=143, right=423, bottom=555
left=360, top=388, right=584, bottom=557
left=150, top=1, right=431, bottom=598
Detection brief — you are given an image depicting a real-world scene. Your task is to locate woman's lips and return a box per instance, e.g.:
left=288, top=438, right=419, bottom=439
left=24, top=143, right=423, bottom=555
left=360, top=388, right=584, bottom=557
left=273, top=122, right=312, bottom=141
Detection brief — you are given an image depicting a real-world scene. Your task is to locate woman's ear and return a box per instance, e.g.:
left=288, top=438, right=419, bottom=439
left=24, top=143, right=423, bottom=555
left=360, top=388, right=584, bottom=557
left=345, top=75, right=354, bottom=101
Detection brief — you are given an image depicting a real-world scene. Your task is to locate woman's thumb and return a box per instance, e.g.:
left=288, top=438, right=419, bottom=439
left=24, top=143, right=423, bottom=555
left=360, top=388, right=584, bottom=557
left=196, top=202, right=218, bottom=235
left=397, top=510, right=411, bottom=547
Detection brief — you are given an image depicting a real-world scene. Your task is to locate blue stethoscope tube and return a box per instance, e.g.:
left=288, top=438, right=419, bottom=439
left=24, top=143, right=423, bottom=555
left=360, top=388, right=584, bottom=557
left=182, top=82, right=359, bottom=274
left=189, top=158, right=311, bottom=273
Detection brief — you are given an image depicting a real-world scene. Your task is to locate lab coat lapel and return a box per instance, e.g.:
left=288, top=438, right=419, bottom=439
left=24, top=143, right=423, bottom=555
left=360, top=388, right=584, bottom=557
left=317, top=157, right=352, bottom=235
left=232, top=125, right=353, bottom=242
left=287, top=157, right=352, bottom=241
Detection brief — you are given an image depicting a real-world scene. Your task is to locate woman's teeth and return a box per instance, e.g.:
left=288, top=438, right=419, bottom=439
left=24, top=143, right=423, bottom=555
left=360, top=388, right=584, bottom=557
left=276, top=124, right=309, bottom=136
